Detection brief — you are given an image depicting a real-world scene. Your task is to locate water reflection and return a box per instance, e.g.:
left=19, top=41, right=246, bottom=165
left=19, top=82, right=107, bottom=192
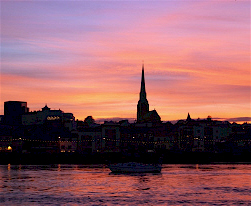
left=0, top=164, right=250, bottom=205
left=109, top=172, right=162, bottom=177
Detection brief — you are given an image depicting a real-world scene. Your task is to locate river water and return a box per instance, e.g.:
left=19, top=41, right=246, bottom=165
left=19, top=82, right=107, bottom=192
left=0, top=164, right=250, bottom=205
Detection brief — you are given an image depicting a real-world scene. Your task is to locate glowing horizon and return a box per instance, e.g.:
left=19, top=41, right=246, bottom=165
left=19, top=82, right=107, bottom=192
left=1, top=1, right=250, bottom=123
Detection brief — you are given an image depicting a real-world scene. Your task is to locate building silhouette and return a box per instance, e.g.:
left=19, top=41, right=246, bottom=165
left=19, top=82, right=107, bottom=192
left=0, top=65, right=250, bottom=162
left=137, top=64, right=161, bottom=123
left=4, top=101, right=29, bottom=125
left=22, top=104, right=76, bottom=131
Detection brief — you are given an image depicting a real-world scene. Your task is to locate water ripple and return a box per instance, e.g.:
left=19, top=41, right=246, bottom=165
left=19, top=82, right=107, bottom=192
left=0, top=164, right=250, bottom=205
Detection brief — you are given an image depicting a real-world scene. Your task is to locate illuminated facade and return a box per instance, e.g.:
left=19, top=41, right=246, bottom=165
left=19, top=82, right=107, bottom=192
left=22, top=104, right=76, bottom=131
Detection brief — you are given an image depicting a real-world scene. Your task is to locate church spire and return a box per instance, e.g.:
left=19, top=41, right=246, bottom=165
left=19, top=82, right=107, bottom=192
left=137, top=63, right=149, bottom=122
left=140, top=63, right=146, bottom=100
left=186, top=113, right=192, bottom=122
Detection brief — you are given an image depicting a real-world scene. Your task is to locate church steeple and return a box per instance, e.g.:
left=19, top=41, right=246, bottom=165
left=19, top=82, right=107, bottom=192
left=186, top=113, right=192, bottom=122
left=140, top=63, right=147, bottom=100
left=137, top=63, right=149, bottom=123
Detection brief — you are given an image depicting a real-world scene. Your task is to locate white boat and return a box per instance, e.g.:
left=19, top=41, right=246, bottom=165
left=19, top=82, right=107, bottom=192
left=108, top=162, right=162, bottom=173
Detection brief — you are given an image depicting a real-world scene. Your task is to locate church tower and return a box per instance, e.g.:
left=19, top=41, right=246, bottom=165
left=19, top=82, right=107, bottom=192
left=137, top=64, right=149, bottom=122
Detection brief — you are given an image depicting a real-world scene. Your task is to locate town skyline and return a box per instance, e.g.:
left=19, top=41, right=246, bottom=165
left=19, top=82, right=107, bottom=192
left=1, top=1, right=250, bottom=123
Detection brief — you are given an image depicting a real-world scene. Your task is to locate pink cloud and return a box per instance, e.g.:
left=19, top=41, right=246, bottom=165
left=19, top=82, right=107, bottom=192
left=1, top=1, right=250, bottom=123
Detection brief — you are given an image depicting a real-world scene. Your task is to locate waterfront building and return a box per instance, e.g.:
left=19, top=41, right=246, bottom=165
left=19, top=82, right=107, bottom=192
left=4, top=101, right=29, bottom=125
left=154, top=123, right=177, bottom=151
left=58, top=133, right=79, bottom=153
left=0, top=125, right=13, bottom=152
left=22, top=104, right=76, bottom=131
left=101, top=121, right=121, bottom=152
left=178, top=115, right=233, bottom=152
left=75, top=123, right=102, bottom=153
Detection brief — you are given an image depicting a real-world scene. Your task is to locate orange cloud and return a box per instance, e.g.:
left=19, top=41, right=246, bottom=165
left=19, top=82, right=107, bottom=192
left=1, top=1, right=250, bottom=123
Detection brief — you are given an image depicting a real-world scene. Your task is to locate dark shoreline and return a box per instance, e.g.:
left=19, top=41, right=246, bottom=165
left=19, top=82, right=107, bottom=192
left=1, top=151, right=250, bottom=165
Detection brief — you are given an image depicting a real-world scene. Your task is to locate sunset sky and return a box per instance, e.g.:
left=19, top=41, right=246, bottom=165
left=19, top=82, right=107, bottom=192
left=1, top=1, right=250, bottom=123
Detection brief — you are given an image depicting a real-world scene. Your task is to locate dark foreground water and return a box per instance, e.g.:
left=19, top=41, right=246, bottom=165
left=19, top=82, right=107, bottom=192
left=0, top=164, right=250, bottom=205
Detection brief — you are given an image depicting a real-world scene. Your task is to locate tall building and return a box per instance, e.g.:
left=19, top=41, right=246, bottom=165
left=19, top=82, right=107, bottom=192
left=4, top=101, right=29, bottom=125
left=137, top=64, right=149, bottom=122
left=137, top=64, right=161, bottom=123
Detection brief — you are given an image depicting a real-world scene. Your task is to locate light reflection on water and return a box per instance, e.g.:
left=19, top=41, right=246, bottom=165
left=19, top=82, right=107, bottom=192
left=0, top=164, right=251, bottom=205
